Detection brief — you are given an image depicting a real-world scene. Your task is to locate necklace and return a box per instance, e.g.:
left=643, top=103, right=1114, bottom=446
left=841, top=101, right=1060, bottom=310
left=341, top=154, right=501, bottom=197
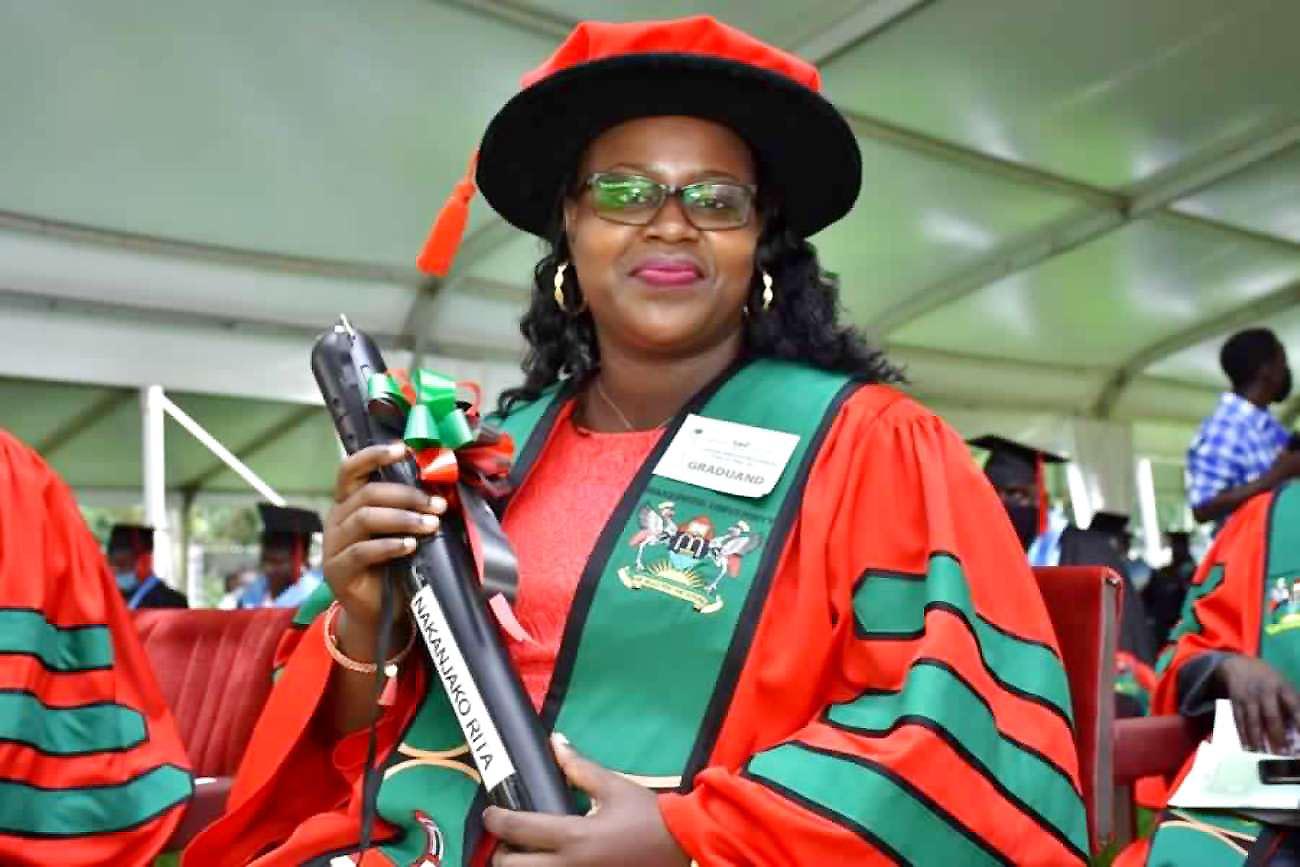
left=593, top=378, right=675, bottom=431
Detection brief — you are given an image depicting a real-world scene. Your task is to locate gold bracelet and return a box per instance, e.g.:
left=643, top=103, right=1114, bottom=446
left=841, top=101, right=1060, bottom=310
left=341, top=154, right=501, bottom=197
left=322, top=601, right=416, bottom=690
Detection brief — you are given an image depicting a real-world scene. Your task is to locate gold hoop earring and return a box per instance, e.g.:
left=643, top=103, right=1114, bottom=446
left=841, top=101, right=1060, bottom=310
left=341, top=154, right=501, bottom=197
left=761, top=270, right=774, bottom=311
left=553, top=261, right=568, bottom=308
left=552, top=261, right=586, bottom=315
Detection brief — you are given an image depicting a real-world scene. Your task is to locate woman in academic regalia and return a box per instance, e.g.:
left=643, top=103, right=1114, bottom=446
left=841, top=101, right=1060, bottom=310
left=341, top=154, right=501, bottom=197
left=1117, top=484, right=1300, bottom=865
left=187, top=16, right=1087, bottom=866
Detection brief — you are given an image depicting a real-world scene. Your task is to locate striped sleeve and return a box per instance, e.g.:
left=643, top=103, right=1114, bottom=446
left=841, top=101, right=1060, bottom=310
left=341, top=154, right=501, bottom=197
left=1151, top=492, right=1274, bottom=715
left=661, top=396, right=1087, bottom=866
left=270, top=581, right=337, bottom=681
left=0, top=431, right=193, bottom=864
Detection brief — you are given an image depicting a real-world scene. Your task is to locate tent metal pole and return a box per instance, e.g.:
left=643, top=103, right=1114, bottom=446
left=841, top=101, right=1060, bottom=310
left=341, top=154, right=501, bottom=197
left=179, top=488, right=199, bottom=604
left=1092, top=278, right=1300, bottom=418
left=795, top=0, right=932, bottom=65
left=182, top=404, right=319, bottom=494
left=35, top=389, right=133, bottom=457
left=158, top=394, right=286, bottom=507
left=141, top=385, right=172, bottom=581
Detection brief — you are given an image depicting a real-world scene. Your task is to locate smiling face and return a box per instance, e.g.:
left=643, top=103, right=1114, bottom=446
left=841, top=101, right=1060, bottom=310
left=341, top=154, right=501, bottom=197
left=562, top=115, right=762, bottom=360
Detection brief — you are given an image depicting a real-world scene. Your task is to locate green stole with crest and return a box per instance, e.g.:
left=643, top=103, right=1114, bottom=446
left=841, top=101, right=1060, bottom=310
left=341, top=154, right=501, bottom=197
left=1145, top=483, right=1300, bottom=866
left=303, top=359, right=858, bottom=866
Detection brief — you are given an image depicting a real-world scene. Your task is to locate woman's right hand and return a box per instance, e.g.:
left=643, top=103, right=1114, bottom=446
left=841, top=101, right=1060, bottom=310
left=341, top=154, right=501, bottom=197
left=323, top=442, right=447, bottom=660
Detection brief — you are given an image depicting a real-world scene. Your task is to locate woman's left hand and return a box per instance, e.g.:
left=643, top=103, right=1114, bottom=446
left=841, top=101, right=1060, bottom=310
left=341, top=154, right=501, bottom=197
left=484, top=737, right=692, bottom=867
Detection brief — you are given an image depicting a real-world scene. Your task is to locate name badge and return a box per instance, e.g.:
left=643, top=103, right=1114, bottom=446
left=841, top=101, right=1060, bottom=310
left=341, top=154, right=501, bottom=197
left=653, top=413, right=800, bottom=498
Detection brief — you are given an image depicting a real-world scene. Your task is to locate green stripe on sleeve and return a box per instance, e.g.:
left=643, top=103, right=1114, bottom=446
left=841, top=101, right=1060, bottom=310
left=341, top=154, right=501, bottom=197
left=292, top=581, right=336, bottom=627
left=747, top=742, right=1008, bottom=866
left=0, top=764, right=192, bottom=837
left=826, top=661, right=1088, bottom=856
left=853, top=555, right=1073, bottom=722
left=0, top=691, right=145, bottom=755
left=0, top=610, right=112, bottom=671
left=1156, top=565, right=1225, bottom=675
left=1155, top=645, right=1176, bottom=676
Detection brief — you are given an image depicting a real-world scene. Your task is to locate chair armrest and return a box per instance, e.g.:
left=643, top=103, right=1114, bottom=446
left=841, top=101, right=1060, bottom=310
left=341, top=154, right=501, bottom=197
left=1113, top=715, right=1203, bottom=785
left=164, top=776, right=233, bottom=852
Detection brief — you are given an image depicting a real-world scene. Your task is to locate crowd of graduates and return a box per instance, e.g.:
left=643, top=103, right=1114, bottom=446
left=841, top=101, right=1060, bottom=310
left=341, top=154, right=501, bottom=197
left=976, top=327, right=1300, bottom=863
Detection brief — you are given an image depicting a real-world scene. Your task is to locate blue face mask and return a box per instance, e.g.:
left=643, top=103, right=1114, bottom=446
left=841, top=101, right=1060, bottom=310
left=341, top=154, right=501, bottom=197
left=114, top=570, right=139, bottom=593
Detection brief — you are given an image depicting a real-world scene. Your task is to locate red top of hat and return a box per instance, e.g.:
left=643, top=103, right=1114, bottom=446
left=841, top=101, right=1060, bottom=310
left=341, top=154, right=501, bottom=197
left=417, top=16, right=824, bottom=276
left=520, top=16, right=822, bottom=92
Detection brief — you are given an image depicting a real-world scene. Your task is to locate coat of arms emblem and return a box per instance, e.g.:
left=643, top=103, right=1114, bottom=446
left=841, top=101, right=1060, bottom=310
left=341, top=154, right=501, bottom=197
left=618, top=500, right=763, bottom=614
left=1266, top=577, right=1300, bottom=636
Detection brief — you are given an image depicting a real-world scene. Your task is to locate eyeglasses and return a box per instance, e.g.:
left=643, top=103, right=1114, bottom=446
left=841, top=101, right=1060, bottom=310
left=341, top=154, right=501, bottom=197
left=583, top=172, right=757, bottom=231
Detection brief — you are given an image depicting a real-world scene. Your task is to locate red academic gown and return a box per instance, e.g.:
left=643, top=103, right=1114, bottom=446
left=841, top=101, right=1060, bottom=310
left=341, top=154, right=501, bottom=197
left=1115, top=487, right=1300, bottom=867
left=1150, top=493, right=1277, bottom=704
left=186, top=386, right=1086, bottom=865
left=0, top=430, right=192, bottom=865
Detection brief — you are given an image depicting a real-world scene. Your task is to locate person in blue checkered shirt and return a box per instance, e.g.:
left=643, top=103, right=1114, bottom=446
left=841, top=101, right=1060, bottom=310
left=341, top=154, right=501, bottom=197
left=1188, top=327, right=1300, bottom=524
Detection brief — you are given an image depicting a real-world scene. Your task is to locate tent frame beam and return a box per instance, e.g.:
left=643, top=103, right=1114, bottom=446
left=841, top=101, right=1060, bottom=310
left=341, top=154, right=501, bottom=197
left=159, top=391, right=287, bottom=506
left=434, top=0, right=571, bottom=39
left=0, top=208, right=416, bottom=286
left=794, top=0, right=933, bottom=64
left=182, top=403, right=321, bottom=495
left=0, top=286, right=524, bottom=365
left=1093, top=279, right=1300, bottom=418
left=34, top=388, right=133, bottom=456
left=866, top=119, right=1300, bottom=334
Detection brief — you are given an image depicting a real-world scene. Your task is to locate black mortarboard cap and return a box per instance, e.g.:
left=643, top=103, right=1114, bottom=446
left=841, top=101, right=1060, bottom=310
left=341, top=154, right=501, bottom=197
left=258, top=503, right=323, bottom=548
left=967, top=435, right=1067, bottom=488
left=108, top=524, right=154, bottom=553
left=1089, top=511, right=1131, bottom=536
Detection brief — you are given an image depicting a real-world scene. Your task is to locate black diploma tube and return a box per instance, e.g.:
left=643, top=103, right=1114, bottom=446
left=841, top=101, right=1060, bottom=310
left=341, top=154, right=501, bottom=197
left=311, top=316, right=573, bottom=815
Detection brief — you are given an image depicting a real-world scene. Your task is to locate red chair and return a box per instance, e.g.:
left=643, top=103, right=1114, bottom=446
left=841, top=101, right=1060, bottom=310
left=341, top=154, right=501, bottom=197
left=1112, top=715, right=1203, bottom=841
left=133, top=607, right=295, bottom=851
left=1032, top=565, right=1123, bottom=853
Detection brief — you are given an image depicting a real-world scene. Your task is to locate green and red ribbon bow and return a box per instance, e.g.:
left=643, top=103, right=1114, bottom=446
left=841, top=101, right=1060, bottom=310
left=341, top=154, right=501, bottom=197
left=367, top=368, right=529, bottom=642
left=366, top=369, right=512, bottom=495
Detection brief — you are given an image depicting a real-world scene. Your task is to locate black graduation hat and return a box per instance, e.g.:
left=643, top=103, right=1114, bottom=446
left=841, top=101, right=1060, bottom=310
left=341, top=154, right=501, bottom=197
left=258, top=503, right=323, bottom=548
left=1088, top=511, right=1131, bottom=536
left=107, top=524, right=154, bottom=553
left=967, top=435, right=1067, bottom=489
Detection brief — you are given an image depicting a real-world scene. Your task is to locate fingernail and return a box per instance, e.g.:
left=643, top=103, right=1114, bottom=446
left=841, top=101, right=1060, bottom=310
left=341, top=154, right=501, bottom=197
left=551, top=732, right=571, bottom=748
left=420, top=514, right=439, bottom=529
left=403, top=537, right=417, bottom=550
left=389, top=442, right=406, bottom=457
left=429, top=495, right=446, bottom=512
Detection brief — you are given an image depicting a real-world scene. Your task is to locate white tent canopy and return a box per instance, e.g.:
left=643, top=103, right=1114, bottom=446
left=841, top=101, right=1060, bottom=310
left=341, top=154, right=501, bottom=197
left=2, top=0, right=1297, bottom=525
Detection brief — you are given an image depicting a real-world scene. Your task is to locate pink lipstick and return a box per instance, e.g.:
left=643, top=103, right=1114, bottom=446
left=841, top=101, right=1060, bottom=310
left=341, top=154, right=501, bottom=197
left=630, top=255, right=704, bottom=287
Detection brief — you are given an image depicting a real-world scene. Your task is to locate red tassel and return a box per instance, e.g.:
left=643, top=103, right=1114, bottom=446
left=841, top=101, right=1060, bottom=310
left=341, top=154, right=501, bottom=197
left=379, top=664, right=399, bottom=706
left=132, top=531, right=153, bottom=581
left=1035, top=454, right=1049, bottom=536
left=416, top=150, right=479, bottom=277
left=292, top=537, right=304, bottom=585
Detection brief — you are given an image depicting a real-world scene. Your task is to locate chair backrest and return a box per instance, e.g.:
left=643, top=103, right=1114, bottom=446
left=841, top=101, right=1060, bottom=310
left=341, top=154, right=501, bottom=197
left=132, top=607, right=295, bottom=778
left=1032, top=565, right=1122, bottom=852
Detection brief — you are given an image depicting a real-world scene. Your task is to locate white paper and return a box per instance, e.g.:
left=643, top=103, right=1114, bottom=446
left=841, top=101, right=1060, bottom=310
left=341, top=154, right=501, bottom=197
left=409, top=585, right=516, bottom=790
left=1168, top=699, right=1300, bottom=810
left=653, top=414, right=800, bottom=498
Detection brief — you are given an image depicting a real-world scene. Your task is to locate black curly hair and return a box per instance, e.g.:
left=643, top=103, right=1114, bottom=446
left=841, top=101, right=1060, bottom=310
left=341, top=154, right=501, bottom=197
left=496, top=198, right=900, bottom=415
